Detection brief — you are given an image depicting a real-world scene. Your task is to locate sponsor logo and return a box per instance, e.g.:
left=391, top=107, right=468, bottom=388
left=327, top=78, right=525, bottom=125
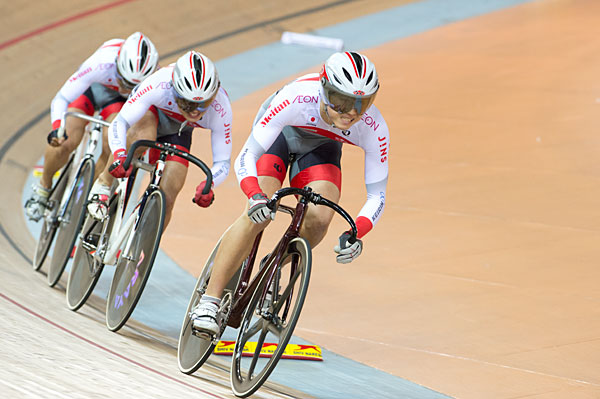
left=127, top=84, right=152, bottom=104
left=341, top=130, right=351, bottom=136
left=378, top=136, right=388, bottom=163
left=274, top=163, right=282, bottom=173
left=293, top=95, right=318, bottom=104
left=158, top=81, right=172, bottom=90
left=372, top=193, right=385, bottom=222
left=95, top=63, right=112, bottom=71
left=361, top=112, right=380, bottom=132
left=212, top=100, right=227, bottom=118
left=353, top=90, right=365, bottom=96
left=260, top=99, right=290, bottom=126
left=68, top=67, right=92, bottom=83
left=224, top=123, right=231, bottom=144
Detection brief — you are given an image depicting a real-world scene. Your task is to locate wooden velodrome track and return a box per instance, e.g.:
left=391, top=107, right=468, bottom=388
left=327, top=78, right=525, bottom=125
left=2, top=0, right=600, bottom=398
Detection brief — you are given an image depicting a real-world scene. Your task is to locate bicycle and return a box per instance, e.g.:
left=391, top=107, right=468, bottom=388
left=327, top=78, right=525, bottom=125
left=31, top=112, right=108, bottom=288
left=177, top=186, right=357, bottom=398
left=66, top=139, right=213, bottom=333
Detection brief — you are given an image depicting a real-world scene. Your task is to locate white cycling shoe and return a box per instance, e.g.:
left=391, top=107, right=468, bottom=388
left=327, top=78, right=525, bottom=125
left=191, top=301, right=220, bottom=337
left=25, top=186, right=50, bottom=222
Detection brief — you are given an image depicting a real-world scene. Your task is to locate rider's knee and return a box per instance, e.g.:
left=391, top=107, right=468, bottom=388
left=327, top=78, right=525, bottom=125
left=300, top=216, right=331, bottom=246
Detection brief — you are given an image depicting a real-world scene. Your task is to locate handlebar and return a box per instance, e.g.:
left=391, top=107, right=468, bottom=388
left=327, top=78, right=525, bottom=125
left=267, top=187, right=358, bottom=243
left=123, top=140, right=213, bottom=194
left=62, top=111, right=111, bottom=128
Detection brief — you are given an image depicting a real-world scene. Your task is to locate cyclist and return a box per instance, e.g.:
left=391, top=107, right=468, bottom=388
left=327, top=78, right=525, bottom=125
left=87, top=50, right=232, bottom=227
left=191, top=51, right=389, bottom=336
left=24, top=32, right=159, bottom=221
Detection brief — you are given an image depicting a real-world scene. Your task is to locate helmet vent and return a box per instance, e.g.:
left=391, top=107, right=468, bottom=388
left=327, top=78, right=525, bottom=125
left=366, top=71, right=373, bottom=85
left=129, top=60, right=133, bottom=72
left=333, top=74, right=342, bottom=85
left=193, top=55, right=203, bottom=87
left=350, top=52, right=363, bottom=76
left=342, top=68, right=353, bottom=83
left=140, top=41, right=148, bottom=67
left=204, top=77, right=212, bottom=91
left=184, top=77, right=192, bottom=91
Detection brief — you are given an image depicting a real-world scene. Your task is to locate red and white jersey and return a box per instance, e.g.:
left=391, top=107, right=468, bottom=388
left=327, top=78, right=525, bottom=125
left=108, top=65, right=233, bottom=187
left=50, top=39, right=125, bottom=129
left=235, top=73, right=389, bottom=238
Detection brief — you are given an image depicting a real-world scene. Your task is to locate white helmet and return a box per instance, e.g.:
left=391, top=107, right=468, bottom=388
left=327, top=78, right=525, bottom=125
left=172, top=51, right=220, bottom=103
left=116, top=32, right=159, bottom=87
left=319, top=51, right=379, bottom=114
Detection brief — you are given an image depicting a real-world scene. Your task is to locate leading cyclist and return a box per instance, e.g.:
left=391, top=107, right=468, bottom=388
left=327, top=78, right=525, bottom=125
left=24, top=32, right=159, bottom=221
left=192, top=51, right=389, bottom=336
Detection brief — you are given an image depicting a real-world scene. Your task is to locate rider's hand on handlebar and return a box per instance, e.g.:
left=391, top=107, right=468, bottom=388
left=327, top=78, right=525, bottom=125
left=193, top=180, right=214, bottom=208
left=109, top=149, right=133, bottom=178
left=334, top=231, right=363, bottom=264
left=247, top=193, right=274, bottom=224
left=47, top=126, right=67, bottom=147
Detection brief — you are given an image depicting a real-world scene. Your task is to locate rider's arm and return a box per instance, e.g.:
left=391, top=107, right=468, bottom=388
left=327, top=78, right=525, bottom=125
left=49, top=56, right=101, bottom=129
left=355, top=116, right=390, bottom=239
left=208, top=105, right=233, bottom=188
left=234, top=92, right=293, bottom=198
left=108, top=89, right=151, bottom=155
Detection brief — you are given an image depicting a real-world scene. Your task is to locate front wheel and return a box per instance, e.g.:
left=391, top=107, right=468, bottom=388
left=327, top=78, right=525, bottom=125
left=32, top=157, right=73, bottom=271
left=66, top=194, right=119, bottom=311
left=105, top=189, right=165, bottom=332
left=230, top=237, right=312, bottom=398
left=48, top=157, right=94, bottom=287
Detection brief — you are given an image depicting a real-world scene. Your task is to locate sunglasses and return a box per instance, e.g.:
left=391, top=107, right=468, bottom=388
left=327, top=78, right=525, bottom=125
left=173, top=89, right=214, bottom=113
left=324, top=91, right=376, bottom=115
left=116, top=73, right=137, bottom=91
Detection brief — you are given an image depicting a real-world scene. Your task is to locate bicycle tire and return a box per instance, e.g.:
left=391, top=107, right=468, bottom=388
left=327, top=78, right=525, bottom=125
left=105, top=188, right=165, bottom=332
left=32, top=157, right=74, bottom=271
left=230, top=237, right=312, bottom=398
left=66, top=194, right=119, bottom=311
left=48, top=157, right=94, bottom=287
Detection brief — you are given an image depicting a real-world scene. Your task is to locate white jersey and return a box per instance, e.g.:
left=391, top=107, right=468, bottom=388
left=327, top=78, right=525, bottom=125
left=235, top=73, right=389, bottom=237
left=108, top=65, right=233, bottom=187
left=50, top=39, right=124, bottom=129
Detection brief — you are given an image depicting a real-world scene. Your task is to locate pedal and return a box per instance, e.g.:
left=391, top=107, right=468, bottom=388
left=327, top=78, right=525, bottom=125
left=191, top=326, right=216, bottom=342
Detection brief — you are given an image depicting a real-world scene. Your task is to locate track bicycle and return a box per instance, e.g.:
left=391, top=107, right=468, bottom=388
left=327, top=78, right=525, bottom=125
left=31, top=112, right=107, bottom=288
left=177, top=186, right=357, bottom=398
left=66, top=139, right=213, bottom=332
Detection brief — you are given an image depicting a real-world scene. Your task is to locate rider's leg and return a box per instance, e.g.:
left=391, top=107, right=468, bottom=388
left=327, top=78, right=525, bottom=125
left=39, top=107, right=88, bottom=189
left=159, top=160, right=188, bottom=229
left=299, top=180, right=340, bottom=248
left=192, top=175, right=281, bottom=334
left=203, top=175, right=283, bottom=299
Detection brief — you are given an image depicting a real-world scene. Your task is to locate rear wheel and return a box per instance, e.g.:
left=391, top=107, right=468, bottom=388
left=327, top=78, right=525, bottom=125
left=66, top=194, right=118, bottom=311
left=32, top=157, right=73, bottom=271
left=230, top=237, right=311, bottom=398
left=105, top=189, right=165, bottom=332
left=48, top=157, right=94, bottom=287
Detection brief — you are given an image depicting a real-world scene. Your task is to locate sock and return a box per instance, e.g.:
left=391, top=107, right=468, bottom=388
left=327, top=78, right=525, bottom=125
left=35, top=185, right=50, bottom=198
left=89, top=181, right=111, bottom=199
left=200, top=295, right=221, bottom=307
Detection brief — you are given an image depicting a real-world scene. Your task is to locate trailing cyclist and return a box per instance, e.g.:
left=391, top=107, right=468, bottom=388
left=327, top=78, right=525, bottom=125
left=88, top=51, right=233, bottom=227
left=24, top=32, right=159, bottom=221
left=192, top=51, right=389, bottom=336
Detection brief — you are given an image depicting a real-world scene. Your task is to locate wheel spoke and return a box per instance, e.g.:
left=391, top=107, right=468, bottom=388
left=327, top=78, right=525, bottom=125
left=247, top=324, right=269, bottom=378
left=272, top=268, right=301, bottom=314
left=242, top=317, right=264, bottom=342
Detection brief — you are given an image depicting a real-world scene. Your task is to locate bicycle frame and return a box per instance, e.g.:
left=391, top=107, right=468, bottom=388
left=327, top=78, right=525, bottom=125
left=226, top=200, right=306, bottom=329
left=95, top=154, right=163, bottom=267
